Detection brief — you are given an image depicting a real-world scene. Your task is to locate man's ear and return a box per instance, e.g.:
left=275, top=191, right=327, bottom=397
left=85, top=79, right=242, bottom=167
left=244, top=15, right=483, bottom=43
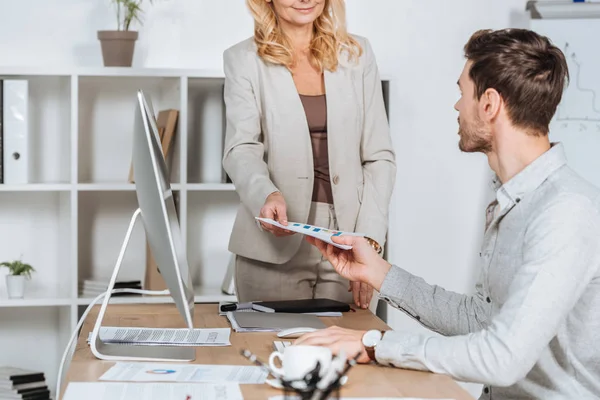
left=479, top=88, right=502, bottom=122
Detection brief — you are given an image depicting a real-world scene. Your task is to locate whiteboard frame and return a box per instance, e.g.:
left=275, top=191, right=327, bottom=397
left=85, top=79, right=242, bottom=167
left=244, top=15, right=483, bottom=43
left=527, top=1, right=600, bottom=19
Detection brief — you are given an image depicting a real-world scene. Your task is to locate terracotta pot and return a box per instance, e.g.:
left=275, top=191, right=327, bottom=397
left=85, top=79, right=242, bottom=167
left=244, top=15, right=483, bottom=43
left=97, top=30, right=139, bottom=67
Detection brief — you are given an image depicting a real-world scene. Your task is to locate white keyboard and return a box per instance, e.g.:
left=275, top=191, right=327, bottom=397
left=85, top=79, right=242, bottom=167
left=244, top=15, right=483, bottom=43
left=273, top=340, right=292, bottom=352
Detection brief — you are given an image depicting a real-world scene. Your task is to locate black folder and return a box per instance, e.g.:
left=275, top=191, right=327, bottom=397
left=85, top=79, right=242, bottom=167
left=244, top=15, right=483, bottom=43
left=254, top=298, right=351, bottom=313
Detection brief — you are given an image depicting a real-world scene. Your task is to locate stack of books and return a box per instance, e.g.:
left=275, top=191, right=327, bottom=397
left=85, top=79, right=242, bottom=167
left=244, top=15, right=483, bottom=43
left=78, top=279, right=142, bottom=298
left=0, top=367, right=50, bottom=400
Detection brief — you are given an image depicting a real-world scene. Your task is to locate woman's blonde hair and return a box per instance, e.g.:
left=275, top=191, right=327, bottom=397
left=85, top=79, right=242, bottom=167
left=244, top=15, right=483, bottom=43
left=246, top=0, right=362, bottom=72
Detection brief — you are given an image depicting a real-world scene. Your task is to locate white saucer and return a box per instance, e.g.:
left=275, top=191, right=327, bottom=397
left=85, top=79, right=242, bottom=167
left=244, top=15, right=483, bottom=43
left=265, top=375, right=348, bottom=390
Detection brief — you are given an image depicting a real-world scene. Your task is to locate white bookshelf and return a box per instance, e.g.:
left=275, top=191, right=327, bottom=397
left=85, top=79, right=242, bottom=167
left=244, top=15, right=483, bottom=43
left=0, top=66, right=391, bottom=397
left=0, top=67, right=239, bottom=394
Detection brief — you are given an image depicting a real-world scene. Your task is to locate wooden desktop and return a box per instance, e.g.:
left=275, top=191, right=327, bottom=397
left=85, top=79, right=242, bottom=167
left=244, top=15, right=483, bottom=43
left=63, top=303, right=475, bottom=399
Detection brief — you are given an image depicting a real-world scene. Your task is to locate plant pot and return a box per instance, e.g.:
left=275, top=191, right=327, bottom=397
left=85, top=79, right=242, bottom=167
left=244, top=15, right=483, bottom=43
left=6, top=275, right=25, bottom=299
left=97, top=30, right=139, bottom=67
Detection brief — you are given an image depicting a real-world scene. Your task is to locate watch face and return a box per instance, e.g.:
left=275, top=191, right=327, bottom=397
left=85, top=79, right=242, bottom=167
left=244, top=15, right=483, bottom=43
left=362, top=330, right=382, bottom=347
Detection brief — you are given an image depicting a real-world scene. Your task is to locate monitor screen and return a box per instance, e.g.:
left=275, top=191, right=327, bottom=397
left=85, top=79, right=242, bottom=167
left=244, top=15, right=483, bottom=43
left=132, top=90, right=194, bottom=329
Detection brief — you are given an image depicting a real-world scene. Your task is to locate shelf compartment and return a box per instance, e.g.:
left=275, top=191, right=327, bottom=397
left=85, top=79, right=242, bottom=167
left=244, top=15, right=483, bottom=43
left=187, top=191, right=239, bottom=290
left=0, top=75, right=72, bottom=184
left=78, top=191, right=147, bottom=284
left=0, top=306, right=71, bottom=399
left=0, top=192, right=72, bottom=299
left=187, top=78, right=227, bottom=184
left=77, top=76, right=182, bottom=184
left=77, top=190, right=182, bottom=287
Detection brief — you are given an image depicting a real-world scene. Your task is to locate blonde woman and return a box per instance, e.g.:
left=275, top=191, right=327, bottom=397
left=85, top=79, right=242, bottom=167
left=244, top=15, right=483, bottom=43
left=222, top=0, right=396, bottom=309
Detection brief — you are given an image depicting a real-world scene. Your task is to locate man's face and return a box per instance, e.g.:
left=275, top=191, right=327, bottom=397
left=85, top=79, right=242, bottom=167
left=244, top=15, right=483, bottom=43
left=454, top=61, right=492, bottom=153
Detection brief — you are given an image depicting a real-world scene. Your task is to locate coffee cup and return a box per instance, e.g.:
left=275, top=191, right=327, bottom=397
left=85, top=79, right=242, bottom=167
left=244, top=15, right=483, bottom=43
left=268, top=345, right=332, bottom=381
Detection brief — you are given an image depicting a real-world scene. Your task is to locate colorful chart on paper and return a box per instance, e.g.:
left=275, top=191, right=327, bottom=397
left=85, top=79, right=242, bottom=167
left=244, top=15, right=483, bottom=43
left=255, top=218, right=365, bottom=250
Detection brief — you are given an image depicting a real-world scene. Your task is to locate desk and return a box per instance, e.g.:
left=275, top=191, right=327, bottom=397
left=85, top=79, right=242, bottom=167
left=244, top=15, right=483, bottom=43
left=64, top=303, right=474, bottom=399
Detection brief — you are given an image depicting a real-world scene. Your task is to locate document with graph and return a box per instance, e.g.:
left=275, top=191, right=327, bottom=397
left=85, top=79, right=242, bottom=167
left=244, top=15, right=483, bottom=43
left=87, top=327, right=231, bottom=347
left=255, top=218, right=364, bottom=249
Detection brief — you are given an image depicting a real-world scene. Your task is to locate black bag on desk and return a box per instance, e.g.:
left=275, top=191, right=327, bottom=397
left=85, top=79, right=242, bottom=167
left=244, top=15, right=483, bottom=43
left=255, top=298, right=351, bottom=313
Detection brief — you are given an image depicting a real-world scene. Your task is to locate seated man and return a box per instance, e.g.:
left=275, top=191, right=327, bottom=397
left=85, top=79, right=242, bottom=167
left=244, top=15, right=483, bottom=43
left=295, top=28, right=600, bottom=400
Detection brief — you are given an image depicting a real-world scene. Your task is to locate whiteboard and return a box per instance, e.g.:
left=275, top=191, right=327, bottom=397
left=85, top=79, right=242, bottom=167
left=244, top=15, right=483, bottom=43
left=531, top=19, right=600, bottom=189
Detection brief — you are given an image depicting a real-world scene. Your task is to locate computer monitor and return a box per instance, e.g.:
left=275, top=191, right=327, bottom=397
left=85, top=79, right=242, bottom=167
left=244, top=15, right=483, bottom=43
left=89, top=90, right=195, bottom=362
left=133, top=90, right=195, bottom=328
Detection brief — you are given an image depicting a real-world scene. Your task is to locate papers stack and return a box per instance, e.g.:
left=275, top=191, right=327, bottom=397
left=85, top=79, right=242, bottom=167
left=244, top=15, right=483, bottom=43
left=87, top=327, right=231, bottom=347
left=0, top=367, right=50, bottom=400
left=99, top=362, right=268, bottom=385
left=78, top=279, right=142, bottom=297
left=225, top=311, right=325, bottom=333
left=225, top=312, right=274, bottom=333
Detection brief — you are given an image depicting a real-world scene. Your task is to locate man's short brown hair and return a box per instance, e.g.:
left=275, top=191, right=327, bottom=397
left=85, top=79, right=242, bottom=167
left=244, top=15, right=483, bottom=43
left=464, top=28, right=569, bottom=136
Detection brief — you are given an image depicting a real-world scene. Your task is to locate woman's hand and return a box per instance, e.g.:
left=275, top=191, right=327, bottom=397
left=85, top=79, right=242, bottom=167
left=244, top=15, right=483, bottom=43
left=349, top=281, right=374, bottom=310
left=259, top=192, right=295, bottom=236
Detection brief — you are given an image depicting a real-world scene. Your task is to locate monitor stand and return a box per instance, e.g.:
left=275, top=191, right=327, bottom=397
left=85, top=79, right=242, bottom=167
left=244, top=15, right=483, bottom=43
left=89, top=208, right=196, bottom=362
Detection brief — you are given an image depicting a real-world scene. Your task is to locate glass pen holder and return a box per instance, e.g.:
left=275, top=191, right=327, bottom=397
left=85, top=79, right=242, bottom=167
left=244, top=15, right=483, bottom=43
left=279, top=376, right=341, bottom=400
left=240, top=348, right=351, bottom=400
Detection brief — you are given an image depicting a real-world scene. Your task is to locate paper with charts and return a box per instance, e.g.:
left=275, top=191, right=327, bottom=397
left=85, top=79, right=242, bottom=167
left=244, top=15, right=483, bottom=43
left=255, top=218, right=364, bottom=249
left=86, top=327, right=231, bottom=347
left=99, top=362, right=268, bottom=384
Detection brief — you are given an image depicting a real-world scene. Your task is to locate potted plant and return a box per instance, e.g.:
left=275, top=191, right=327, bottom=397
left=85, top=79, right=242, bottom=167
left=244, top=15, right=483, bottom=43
left=1, top=259, right=35, bottom=299
left=98, top=0, right=154, bottom=67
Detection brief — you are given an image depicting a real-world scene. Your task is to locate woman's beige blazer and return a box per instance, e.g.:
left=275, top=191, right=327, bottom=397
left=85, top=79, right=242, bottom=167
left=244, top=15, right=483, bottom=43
left=222, top=35, right=396, bottom=265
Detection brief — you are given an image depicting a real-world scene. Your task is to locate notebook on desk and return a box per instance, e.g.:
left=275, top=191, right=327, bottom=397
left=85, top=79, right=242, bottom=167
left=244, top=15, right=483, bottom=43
left=232, top=312, right=326, bottom=332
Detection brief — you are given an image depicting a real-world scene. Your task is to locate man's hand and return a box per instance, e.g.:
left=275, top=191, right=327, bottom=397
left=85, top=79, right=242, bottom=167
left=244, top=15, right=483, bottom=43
left=305, top=235, right=392, bottom=291
left=259, top=192, right=295, bottom=236
left=349, top=281, right=373, bottom=310
left=293, top=326, right=371, bottom=364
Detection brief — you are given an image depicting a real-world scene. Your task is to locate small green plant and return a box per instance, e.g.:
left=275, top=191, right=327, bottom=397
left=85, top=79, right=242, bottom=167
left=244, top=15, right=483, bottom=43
left=112, top=0, right=154, bottom=31
left=0, top=260, right=35, bottom=278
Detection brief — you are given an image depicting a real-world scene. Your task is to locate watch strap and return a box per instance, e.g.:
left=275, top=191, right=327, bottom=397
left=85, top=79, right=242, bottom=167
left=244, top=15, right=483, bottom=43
left=365, top=330, right=386, bottom=361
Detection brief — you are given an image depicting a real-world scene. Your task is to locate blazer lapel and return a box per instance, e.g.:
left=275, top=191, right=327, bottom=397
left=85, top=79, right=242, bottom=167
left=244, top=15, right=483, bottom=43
left=324, top=69, right=342, bottom=168
left=324, top=67, right=359, bottom=174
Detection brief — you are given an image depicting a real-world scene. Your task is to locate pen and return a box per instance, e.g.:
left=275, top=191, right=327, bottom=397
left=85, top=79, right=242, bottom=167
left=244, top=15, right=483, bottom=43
left=220, top=302, right=275, bottom=313
left=220, top=302, right=253, bottom=312
left=240, top=349, right=283, bottom=378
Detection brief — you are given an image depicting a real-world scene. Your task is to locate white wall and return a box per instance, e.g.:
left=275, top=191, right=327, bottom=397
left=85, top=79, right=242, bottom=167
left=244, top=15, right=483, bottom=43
left=0, top=0, right=532, bottom=397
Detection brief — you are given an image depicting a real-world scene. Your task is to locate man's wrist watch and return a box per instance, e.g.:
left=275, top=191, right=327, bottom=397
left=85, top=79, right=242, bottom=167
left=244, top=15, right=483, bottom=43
left=365, top=237, right=383, bottom=255
left=362, top=329, right=385, bottom=361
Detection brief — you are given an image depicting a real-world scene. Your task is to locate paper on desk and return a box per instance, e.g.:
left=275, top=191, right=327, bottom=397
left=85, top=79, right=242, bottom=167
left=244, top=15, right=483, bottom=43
left=255, top=218, right=364, bottom=250
left=100, top=362, right=268, bottom=384
left=86, top=327, right=231, bottom=346
left=63, top=382, right=243, bottom=400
